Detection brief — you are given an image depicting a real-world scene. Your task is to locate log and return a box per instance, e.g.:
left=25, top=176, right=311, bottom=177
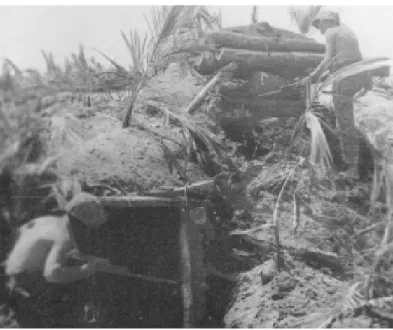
left=222, top=97, right=305, bottom=119
left=144, top=180, right=217, bottom=200
left=195, top=48, right=323, bottom=79
left=186, top=62, right=238, bottom=114
left=204, top=31, right=325, bottom=53
left=98, top=196, right=188, bottom=208
left=222, top=22, right=316, bottom=41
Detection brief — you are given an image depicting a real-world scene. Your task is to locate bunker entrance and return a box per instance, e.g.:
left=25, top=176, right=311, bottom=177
left=1, top=181, right=229, bottom=328
left=72, top=191, right=212, bottom=328
left=74, top=205, right=184, bottom=328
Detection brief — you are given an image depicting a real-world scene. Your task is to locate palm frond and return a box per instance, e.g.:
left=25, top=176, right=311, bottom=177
left=216, top=9, right=222, bottom=29
left=288, top=6, right=323, bottom=34
left=121, top=30, right=149, bottom=75
left=251, top=6, right=258, bottom=24
left=194, top=6, right=222, bottom=31
left=147, top=101, right=235, bottom=175
left=93, top=48, right=128, bottom=75
left=49, top=114, right=85, bottom=154
left=150, top=6, right=198, bottom=53
left=78, top=44, right=88, bottom=70
left=41, top=50, right=59, bottom=75
left=318, top=58, right=392, bottom=95
left=305, top=111, right=332, bottom=170
left=3, top=58, right=23, bottom=77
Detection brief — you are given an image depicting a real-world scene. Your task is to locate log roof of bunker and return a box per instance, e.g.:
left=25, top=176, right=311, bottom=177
left=221, top=21, right=316, bottom=41
left=195, top=22, right=325, bottom=79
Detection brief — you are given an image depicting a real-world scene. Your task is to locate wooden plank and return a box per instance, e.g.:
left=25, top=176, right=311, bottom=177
left=98, top=196, right=187, bottom=208
left=180, top=208, right=194, bottom=328
left=143, top=180, right=216, bottom=199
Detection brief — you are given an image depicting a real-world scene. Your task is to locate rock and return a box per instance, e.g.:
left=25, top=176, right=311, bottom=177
left=260, top=258, right=275, bottom=285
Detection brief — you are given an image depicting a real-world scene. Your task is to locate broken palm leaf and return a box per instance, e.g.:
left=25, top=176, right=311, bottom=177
left=146, top=101, right=234, bottom=174
left=93, top=48, right=129, bottom=76
left=161, top=139, right=188, bottom=182
left=49, top=114, right=85, bottom=153
left=305, top=111, right=332, bottom=171
left=319, top=58, right=392, bottom=95
left=288, top=6, right=323, bottom=34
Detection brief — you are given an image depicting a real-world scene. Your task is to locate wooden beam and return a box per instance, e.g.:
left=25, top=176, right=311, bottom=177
left=204, top=31, right=325, bottom=53
left=195, top=48, right=323, bottom=79
left=186, top=62, right=238, bottom=115
left=143, top=180, right=217, bottom=199
left=98, top=196, right=187, bottom=208
left=180, top=209, right=194, bottom=328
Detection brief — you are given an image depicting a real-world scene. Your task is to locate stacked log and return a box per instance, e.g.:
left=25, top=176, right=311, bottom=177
left=196, top=48, right=324, bottom=80
left=187, top=22, right=326, bottom=121
left=195, top=22, right=325, bottom=79
left=203, top=31, right=326, bottom=53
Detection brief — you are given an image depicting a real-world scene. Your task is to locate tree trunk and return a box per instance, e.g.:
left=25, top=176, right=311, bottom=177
left=204, top=31, right=325, bottom=53
left=195, top=48, right=324, bottom=79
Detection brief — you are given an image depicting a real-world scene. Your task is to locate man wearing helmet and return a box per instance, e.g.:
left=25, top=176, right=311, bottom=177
left=3, top=192, right=112, bottom=327
left=298, top=10, right=372, bottom=179
left=5, top=192, right=110, bottom=284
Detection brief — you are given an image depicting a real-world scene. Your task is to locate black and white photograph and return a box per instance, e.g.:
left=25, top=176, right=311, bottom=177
left=1, top=3, right=393, bottom=328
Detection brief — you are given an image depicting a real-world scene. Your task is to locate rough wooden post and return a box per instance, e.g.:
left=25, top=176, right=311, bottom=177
left=186, top=61, right=238, bottom=115
left=180, top=208, right=193, bottom=328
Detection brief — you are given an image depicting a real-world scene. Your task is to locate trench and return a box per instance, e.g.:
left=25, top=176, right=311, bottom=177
left=71, top=205, right=235, bottom=328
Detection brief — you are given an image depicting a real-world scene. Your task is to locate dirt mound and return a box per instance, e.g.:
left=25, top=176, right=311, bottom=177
left=138, top=63, right=205, bottom=110
left=47, top=63, right=215, bottom=191
left=56, top=116, right=207, bottom=191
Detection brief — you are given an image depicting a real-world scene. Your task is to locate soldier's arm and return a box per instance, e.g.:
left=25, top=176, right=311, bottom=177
left=310, top=29, right=336, bottom=82
left=43, top=238, right=96, bottom=283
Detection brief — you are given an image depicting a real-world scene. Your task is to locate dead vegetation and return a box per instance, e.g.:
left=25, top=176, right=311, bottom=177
left=1, top=5, right=393, bottom=328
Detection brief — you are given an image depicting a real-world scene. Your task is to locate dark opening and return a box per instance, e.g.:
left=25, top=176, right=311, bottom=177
left=74, top=206, right=183, bottom=328
left=219, top=118, right=270, bottom=160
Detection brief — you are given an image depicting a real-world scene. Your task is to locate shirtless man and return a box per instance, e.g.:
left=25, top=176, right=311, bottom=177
left=5, top=192, right=110, bottom=285
left=299, top=10, right=372, bottom=179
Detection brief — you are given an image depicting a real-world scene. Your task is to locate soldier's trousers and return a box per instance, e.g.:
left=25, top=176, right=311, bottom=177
left=332, top=73, right=367, bottom=170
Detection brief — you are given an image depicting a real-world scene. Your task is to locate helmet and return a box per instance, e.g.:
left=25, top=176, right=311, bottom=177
left=65, top=192, right=107, bottom=227
left=312, top=11, right=340, bottom=30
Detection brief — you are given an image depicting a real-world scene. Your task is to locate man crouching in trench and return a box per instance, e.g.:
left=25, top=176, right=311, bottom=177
left=3, top=192, right=111, bottom=327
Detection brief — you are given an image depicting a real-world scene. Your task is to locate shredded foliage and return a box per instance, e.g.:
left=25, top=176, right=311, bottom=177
left=288, top=5, right=323, bottom=34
